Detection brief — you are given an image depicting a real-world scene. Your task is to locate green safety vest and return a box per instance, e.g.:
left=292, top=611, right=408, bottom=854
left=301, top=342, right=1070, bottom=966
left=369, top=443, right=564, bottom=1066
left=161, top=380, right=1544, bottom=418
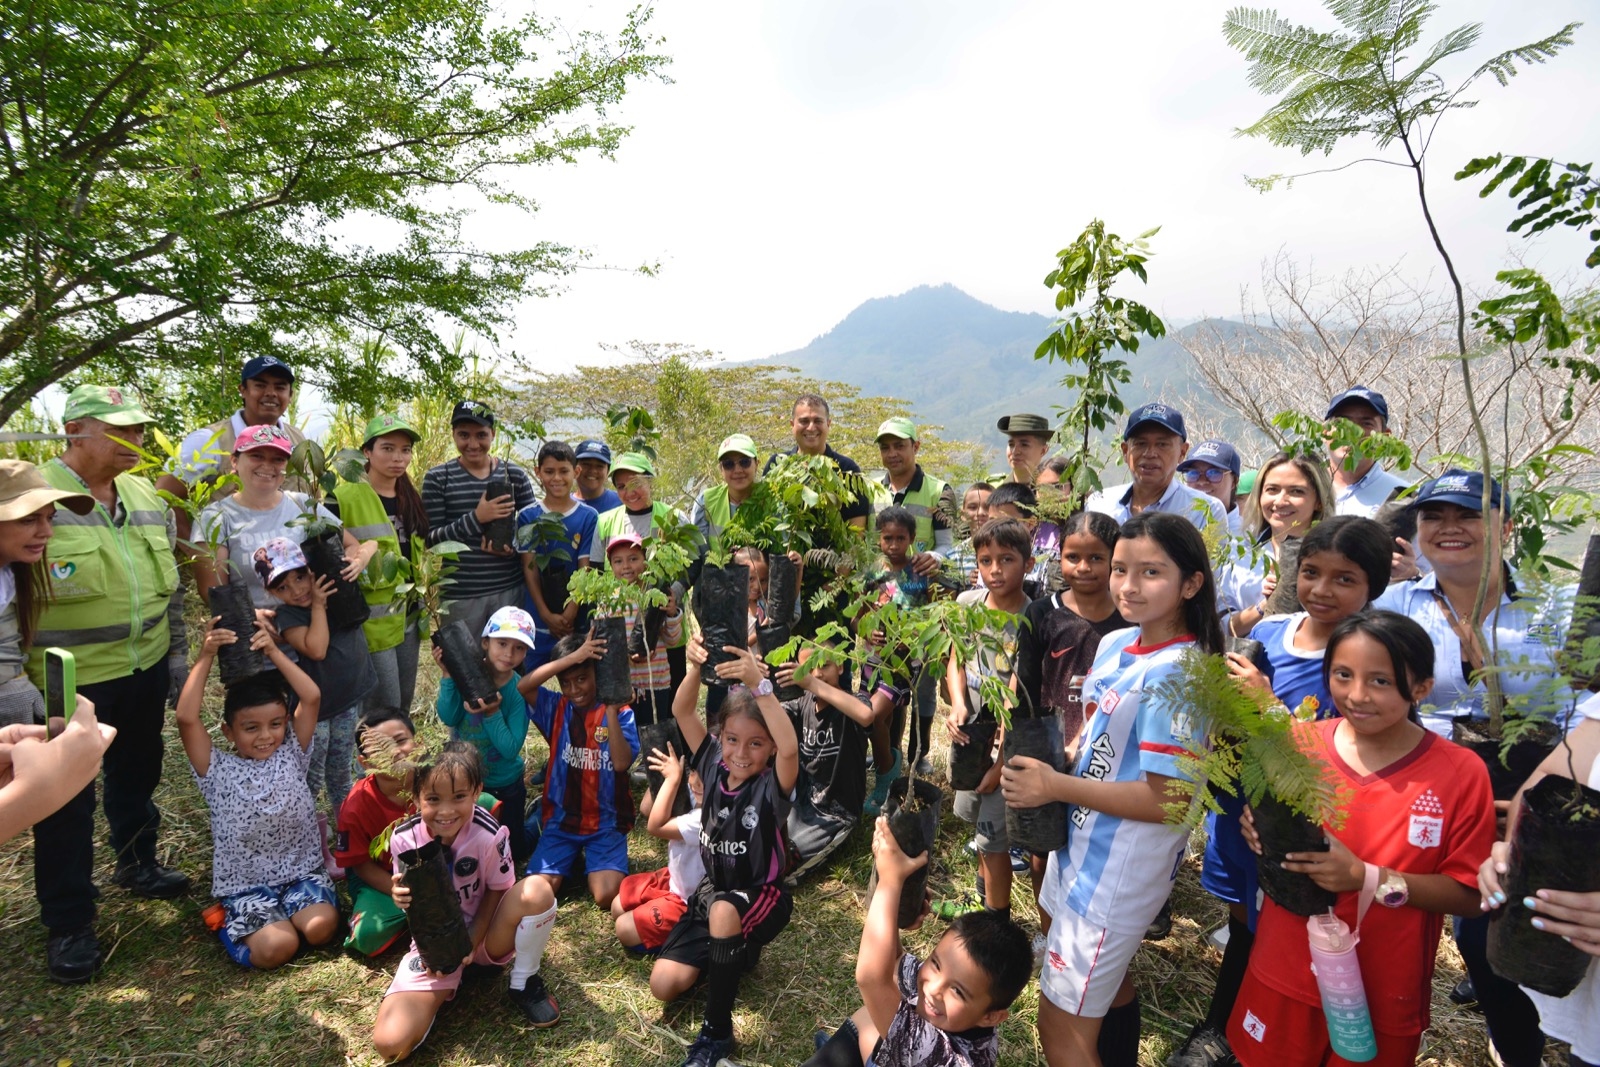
left=699, top=484, right=742, bottom=545
left=28, top=461, right=179, bottom=686
left=331, top=480, right=410, bottom=653
left=875, top=468, right=948, bottom=553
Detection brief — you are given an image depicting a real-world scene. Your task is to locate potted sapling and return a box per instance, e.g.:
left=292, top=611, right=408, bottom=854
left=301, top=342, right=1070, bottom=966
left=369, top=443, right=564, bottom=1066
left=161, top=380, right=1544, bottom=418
left=1487, top=608, right=1600, bottom=997
left=287, top=440, right=371, bottom=630
left=518, top=508, right=583, bottom=643
left=404, top=540, right=497, bottom=707
left=569, top=524, right=693, bottom=709
left=1149, top=648, right=1348, bottom=916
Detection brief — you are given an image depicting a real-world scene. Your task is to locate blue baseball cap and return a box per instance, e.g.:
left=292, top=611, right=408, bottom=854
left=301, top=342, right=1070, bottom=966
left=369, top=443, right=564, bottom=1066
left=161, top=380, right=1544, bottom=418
left=1178, top=439, right=1242, bottom=478
left=1410, top=469, right=1508, bottom=513
left=1325, top=386, right=1390, bottom=423
left=574, top=439, right=612, bottom=464
left=1124, top=402, right=1186, bottom=441
left=241, top=355, right=294, bottom=385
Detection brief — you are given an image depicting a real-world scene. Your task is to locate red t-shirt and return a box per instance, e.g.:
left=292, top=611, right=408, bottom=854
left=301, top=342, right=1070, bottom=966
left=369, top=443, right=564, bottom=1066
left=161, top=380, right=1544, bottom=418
left=334, top=775, right=411, bottom=871
left=1249, top=719, right=1495, bottom=1035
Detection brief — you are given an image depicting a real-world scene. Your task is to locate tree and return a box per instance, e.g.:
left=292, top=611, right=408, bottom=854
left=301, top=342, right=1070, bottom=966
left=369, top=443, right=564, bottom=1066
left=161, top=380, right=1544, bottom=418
left=0, top=0, right=667, bottom=424
left=1179, top=253, right=1600, bottom=500
left=511, top=343, right=990, bottom=507
left=1224, top=0, right=1581, bottom=730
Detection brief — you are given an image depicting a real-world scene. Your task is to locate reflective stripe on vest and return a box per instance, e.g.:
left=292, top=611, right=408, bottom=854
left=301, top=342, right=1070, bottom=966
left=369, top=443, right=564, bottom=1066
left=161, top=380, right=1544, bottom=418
left=880, top=470, right=947, bottom=552
left=28, top=463, right=177, bottom=685
left=331, top=480, right=406, bottom=653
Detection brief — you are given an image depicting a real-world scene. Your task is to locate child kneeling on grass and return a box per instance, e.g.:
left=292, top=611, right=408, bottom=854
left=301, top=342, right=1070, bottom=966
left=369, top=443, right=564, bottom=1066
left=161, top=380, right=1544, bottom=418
left=650, top=636, right=799, bottom=1067
left=516, top=628, right=639, bottom=910
left=805, top=817, right=1032, bottom=1067
left=177, top=618, right=338, bottom=969
left=337, top=705, right=422, bottom=957
left=372, top=743, right=561, bottom=1063
left=613, top=742, right=704, bottom=954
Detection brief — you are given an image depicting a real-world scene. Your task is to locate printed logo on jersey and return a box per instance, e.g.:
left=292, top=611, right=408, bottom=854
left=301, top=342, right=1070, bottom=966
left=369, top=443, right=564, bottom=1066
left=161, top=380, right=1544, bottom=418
left=1099, top=689, right=1121, bottom=717
left=1242, top=1011, right=1266, bottom=1043
left=1047, top=950, right=1067, bottom=972
left=740, top=806, right=760, bottom=830
left=1409, top=789, right=1444, bottom=849
left=50, top=561, right=76, bottom=580
left=594, top=725, right=609, bottom=745
left=454, top=856, right=479, bottom=878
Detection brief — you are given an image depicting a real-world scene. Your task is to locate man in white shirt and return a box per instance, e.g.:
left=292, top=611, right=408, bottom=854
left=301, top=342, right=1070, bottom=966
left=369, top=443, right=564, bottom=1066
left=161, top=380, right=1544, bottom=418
left=1326, top=386, right=1410, bottom=518
left=1086, top=403, right=1226, bottom=530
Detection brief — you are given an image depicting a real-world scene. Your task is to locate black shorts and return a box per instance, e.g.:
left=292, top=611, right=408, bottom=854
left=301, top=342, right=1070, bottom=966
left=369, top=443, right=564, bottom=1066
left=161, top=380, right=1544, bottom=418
left=657, top=882, right=793, bottom=969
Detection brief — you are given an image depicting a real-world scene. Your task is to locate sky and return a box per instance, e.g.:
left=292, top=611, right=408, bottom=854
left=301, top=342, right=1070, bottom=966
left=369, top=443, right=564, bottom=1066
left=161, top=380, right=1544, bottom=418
left=461, top=0, right=1598, bottom=378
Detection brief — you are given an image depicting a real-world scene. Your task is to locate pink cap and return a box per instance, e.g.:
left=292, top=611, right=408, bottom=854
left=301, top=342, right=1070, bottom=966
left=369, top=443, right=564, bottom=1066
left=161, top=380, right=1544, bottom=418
left=605, top=532, right=645, bottom=555
left=233, top=423, right=294, bottom=456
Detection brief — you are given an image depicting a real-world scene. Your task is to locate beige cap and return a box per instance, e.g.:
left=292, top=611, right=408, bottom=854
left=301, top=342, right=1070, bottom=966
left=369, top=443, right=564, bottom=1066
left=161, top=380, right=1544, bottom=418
left=0, top=460, right=95, bottom=522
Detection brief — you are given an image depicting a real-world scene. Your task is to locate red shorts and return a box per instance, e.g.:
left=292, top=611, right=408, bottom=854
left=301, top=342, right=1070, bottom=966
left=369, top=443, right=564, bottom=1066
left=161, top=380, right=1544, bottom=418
left=617, top=868, right=688, bottom=950
left=1227, top=968, right=1421, bottom=1067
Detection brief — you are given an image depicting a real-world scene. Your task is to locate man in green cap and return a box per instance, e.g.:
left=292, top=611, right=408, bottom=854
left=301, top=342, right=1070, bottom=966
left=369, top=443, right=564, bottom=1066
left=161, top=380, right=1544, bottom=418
left=873, top=416, right=957, bottom=777
left=30, top=385, right=190, bottom=984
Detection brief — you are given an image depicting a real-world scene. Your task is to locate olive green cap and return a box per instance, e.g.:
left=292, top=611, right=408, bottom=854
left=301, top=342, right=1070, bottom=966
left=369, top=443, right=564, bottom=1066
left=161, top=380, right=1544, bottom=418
left=61, top=384, right=151, bottom=427
left=611, top=451, right=656, bottom=477
left=362, top=412, right=421, bottom=447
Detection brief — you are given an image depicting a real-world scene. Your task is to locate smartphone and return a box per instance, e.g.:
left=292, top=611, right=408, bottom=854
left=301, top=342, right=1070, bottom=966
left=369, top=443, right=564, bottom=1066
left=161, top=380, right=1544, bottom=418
left=44, top=647, right=76, bottom=739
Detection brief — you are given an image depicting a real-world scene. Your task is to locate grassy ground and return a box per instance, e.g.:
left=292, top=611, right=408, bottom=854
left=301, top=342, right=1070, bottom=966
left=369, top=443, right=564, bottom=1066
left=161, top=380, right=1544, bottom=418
left=0, top=662, right=1538, bottom=1067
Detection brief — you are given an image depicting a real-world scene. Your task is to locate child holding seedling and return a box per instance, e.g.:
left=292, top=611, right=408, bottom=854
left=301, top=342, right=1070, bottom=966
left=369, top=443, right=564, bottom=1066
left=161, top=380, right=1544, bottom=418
left=515, top=439, right=597, bottom=673
left=606, top=532, right=683, bottom=729
left=517, top=629, right=639, bottom=910
left=945, top=518, right=1032, bottom=917
left=434, top=605, right=534, bottom=867
left=1228, top=612, right=1494, bottom=1067
left=804, top=818, right=1033, bottom=1067
left=337, top=705, right=423, bottom=958
left=1170, top=515, right=1394, bottom=1067
left=255, top=537, right=376, bottom=826
left=177, top=618, right=338, bottom=970
left=859, top=506, right=937, bottom=814
left=371, top=743, right=561, bottom=1062
left=613, top=742, right=705, bottom=954
left=650, top=636, right=799, bottom=1067
left=777, top=642, right=875, bottom=880
left=1000, top=512, right=1224, bottom=1067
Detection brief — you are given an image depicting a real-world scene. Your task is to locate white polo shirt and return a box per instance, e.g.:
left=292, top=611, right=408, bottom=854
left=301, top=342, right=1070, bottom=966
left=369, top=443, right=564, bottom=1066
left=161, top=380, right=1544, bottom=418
left=1332, top=463, right=1410, bottom=518
left=1087, top=478, right=1227, bottom=531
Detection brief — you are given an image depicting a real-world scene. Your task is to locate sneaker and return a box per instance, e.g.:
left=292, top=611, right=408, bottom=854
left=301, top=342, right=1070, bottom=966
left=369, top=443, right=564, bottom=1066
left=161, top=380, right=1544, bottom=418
left=112, top=862, right=190, bottom=900
left=1166, top=1023, right=1237, bottom=1067
left=1448, top=976, right=1479, bottom=1008
left=507, top=973, right=561, bottom=1028
left=1144, top=899, right=1173, bottom=941
left=1009, top=848, right=1029, bottom=873
left=46, top=924, right=101, bottom=984
left=964, top=835, right=978, bottom=855
left=913, top=756, right=935, bottom=777
left=680, top=1024, right=736, bottom=1067
left=863, top=751, right=903, bottom=816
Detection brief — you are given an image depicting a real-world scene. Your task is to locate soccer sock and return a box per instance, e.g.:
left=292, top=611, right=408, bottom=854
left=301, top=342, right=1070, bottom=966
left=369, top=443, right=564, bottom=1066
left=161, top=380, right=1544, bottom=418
left=703, top=934, right=747, bottom=1041
left=802, top=1018, right=864, bottom=1067
left=1096, top=992, right=1141, bottom=1067
left=1203, top=916, right=1255, bottom=1033
left=507, top=904, right=557, bottom=992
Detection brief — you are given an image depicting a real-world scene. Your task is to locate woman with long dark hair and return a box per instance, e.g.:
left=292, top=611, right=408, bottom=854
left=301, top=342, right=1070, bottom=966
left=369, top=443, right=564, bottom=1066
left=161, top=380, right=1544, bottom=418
left=0, top=461, right=94, bottom=726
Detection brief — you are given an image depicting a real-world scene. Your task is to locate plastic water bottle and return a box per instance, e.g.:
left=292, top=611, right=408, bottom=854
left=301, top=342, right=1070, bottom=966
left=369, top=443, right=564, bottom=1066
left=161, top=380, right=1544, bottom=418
left=1306, top=910, right=1377, bottom=1062
left=201, top=901, right=253, bottom=968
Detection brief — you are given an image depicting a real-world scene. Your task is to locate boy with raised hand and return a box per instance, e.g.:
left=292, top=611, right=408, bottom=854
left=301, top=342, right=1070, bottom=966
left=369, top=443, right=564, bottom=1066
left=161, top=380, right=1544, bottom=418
left=515, top=439, right=598, bottom=673
left=516, top=630, right=639, bottom=910
left=805, top=818, right=1032, bottom=1067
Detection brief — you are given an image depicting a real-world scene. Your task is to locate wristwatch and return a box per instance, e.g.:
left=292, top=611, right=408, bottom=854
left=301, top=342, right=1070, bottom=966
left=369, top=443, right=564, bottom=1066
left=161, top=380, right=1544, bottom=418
left=751, top=678, right=774, bottom=698
left=1376, top=867, right=1409, bottom=908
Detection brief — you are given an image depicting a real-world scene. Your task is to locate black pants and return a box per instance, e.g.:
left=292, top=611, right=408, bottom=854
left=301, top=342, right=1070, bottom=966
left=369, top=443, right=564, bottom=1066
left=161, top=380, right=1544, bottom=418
left=1456, top=913, right=1546, bottom=1067
left=34, top=660, right=171, bottom=933
left=489, top=776, right=531, bottom=873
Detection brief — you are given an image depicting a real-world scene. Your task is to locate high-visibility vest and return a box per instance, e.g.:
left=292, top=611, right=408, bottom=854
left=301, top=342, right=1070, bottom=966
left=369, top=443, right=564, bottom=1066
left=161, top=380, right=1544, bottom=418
left=700, top=485, right=734, bottom=544
left=331, top=480, right=410, bottom=653
left=27, top=461, right=178, bottom=686
left=877, top=468, right=948, bottom=554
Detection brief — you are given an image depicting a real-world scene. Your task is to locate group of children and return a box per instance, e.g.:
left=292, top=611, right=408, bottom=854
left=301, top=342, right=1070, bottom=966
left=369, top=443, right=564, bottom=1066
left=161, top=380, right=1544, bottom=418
left=165, top=403, right=1600, bottom=1067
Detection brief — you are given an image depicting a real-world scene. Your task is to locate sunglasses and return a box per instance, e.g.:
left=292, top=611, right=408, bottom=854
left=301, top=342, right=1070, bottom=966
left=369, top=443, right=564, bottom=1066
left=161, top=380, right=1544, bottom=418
left=720, top=456, right=754, bottom=470
left=1182, top=467, right=1228, bottom=484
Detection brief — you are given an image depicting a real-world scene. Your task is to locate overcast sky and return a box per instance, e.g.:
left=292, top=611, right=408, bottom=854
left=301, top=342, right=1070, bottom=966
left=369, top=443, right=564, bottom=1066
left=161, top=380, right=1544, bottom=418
left=467, top=0, right=1598, bottom=373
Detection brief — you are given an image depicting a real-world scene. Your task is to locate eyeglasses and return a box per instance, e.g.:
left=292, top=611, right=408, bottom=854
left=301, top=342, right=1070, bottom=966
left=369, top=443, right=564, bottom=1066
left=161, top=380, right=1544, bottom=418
left=720, top=456, right=754, bottom=470
left=1182, top=468, right=1227, bottom=485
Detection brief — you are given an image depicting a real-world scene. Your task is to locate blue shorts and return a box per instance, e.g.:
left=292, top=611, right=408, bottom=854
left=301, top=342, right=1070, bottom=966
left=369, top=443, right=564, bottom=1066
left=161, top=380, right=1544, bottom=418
left=1201, top=794, right=1260, bottom=928
left=527, top=825, right=629, bottom=879
left=221, top=871, right=337, bottom=941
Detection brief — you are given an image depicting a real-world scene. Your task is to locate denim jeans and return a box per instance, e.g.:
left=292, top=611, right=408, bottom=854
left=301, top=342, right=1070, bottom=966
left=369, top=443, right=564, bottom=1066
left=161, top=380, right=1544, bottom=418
left=306, top=705, right=360, bottom=821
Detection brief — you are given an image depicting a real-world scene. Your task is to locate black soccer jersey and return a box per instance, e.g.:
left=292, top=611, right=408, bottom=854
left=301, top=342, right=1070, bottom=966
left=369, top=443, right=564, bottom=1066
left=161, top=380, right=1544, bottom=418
left=693, top=734, right=793, bottom=891
left=785, top=692, right=868, bottom=818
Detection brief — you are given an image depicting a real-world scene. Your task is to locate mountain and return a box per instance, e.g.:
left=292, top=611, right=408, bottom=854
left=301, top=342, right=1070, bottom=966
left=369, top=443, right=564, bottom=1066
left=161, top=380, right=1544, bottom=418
left=755, top=283, right=1230, bottom=448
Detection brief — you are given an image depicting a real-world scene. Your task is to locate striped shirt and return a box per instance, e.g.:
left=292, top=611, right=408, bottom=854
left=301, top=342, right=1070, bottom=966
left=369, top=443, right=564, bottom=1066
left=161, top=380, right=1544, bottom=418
left=1041, top=627, right=1196, bottom=935
left=529, top=688, right=639, bottom=835
left=420, top=458, right=537, bottom=597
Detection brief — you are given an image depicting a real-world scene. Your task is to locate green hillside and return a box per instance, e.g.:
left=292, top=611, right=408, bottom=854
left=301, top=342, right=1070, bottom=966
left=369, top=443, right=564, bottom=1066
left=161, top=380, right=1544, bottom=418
left=753, top=284, right=1232, bottom=451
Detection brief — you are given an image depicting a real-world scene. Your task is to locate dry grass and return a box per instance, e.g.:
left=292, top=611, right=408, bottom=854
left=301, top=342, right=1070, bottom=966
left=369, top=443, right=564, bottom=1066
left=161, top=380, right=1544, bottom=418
left=0, top=654, right=1546, bottom=1066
